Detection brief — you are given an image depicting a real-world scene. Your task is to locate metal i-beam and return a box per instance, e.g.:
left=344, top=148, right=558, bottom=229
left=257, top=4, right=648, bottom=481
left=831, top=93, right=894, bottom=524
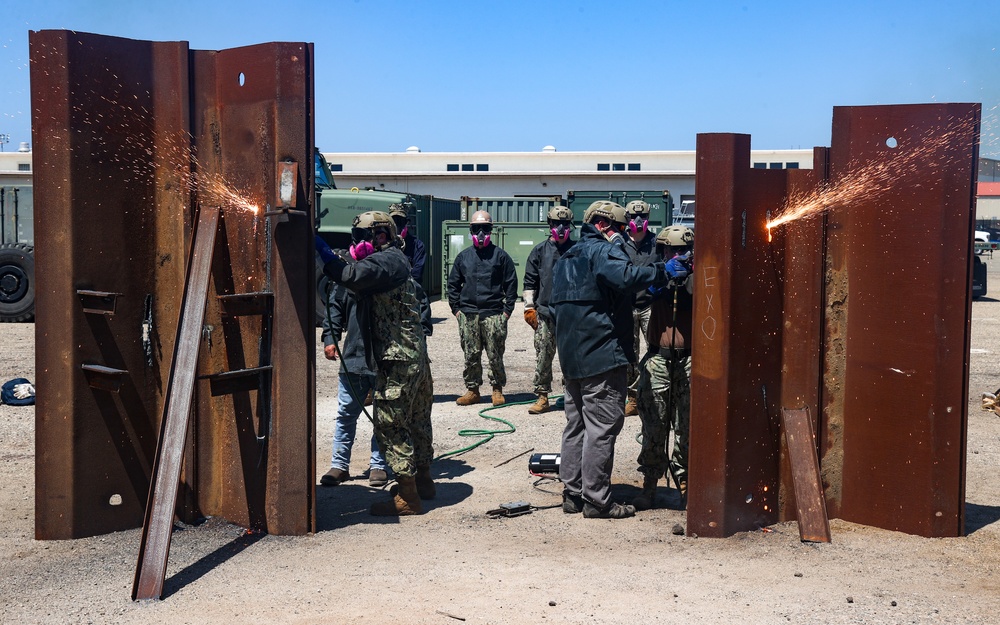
left=133, top=205, right=220, bottom=601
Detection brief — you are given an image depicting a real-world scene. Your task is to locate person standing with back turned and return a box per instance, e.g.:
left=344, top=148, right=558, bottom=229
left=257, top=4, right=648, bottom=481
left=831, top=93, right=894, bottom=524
left=551, top=203, right=683, bottom=519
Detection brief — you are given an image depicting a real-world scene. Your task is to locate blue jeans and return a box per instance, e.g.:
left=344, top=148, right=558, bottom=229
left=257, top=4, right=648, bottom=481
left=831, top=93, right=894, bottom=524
left=331, top=372, right=388, bottom=473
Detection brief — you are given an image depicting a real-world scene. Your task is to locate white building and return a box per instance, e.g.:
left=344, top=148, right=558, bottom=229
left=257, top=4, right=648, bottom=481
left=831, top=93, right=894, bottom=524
left=320, top=147, right=814, bottom=205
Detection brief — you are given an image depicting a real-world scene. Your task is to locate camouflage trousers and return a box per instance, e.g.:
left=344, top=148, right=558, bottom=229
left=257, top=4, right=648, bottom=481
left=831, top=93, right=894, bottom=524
left=636, top=352, right=691, bottom=484
left=627, top=306, right=651, bottom=394
left=532, top=314, right=557, bottom=394
left=457, top=311, right=508, bottom=389
left=373, top=357, right=434, bottom=478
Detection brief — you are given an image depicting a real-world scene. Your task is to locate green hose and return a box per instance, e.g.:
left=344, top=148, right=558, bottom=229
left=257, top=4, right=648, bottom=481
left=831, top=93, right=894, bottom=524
left=435, top=394, right=564, bottom=461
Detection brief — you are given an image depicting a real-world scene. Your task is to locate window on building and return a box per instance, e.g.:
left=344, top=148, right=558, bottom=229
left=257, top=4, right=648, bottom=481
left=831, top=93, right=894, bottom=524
left=786, top=162, right=799, bottom=169
left=627, top=163, right=641, bottom=171
left=597, top=163, right=610, bottom=171
left=753, top=162, right=767, bottom=169
left=330, top=163, right=343, bottom=172
left=17, top=163, right=30, bottom=171
left=476, top=164, right=489, bottom=171
left=769, top=162, right=782, bottom=169
left=461, top=164, right=474, bottom=171
left=612, top=163, right=625, bottom=171
left=447, top=164, right=459, bottom=171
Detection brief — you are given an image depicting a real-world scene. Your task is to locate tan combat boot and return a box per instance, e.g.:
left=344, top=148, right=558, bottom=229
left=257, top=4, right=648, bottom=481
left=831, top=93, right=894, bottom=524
left=492, top=386, right=506, bottom=406
left=415, top=465, right=436, bottom=500
left=632, top=473, right=659, bottom=511
left=625, top=395, right=638, bottom=417
left=528, top=393, right=550, bottom=414
left=370, top=476, right=423, bottom=516
left=456, top=387, right=481, bottom=405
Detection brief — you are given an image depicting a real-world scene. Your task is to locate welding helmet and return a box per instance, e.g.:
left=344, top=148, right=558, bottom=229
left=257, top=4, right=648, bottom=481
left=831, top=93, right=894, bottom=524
left=547, top=205, right=574, bottom=244
left=351, top=210, right=397, bottom=260
left=625, top=200, right=651, bottom=236
left=388, top=202, right=412, bottom=239
left=470, top=210, right=493, bottom=248
left=656, top=225, right=694, bottom=253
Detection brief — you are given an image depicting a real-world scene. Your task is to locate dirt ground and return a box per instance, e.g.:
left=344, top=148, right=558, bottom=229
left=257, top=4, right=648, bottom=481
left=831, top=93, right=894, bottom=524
left=3, top=260, right=1000, bottom=625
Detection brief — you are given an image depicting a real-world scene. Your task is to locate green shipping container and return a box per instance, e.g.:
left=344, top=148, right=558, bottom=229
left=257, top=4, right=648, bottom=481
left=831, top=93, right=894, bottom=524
left=442, top=221, right=579, bottom=299
left=459, top=196, right=563, bottom=223
left=566, top=190, right=674, bottom=230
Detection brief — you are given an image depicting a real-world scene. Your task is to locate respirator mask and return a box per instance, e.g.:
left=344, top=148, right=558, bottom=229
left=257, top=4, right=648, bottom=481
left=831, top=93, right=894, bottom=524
left=392, top=216, right=408, bottom=240
left=350, top=227, right=376, bottom=261
left=550, top=220, right=572, bottom=244
left=471, top=224, right=493, bottom=248
left=629, top=215, right=649, bottom=235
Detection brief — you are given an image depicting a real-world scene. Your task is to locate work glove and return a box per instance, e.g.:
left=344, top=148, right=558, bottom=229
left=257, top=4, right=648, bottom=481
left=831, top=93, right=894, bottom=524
left=664, top=256, right=690, bottom=280
left=315, top=235, right=337, bottom=265
left=524, top=308, right=538, bottom=330
left=13, top=383, right=35, bottom=400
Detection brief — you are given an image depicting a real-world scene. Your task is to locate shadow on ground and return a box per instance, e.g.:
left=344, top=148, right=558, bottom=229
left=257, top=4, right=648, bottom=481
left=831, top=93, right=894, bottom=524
left=316, top=459, right=475, bottom=532
left=966, top=501, right=1000, bottom=534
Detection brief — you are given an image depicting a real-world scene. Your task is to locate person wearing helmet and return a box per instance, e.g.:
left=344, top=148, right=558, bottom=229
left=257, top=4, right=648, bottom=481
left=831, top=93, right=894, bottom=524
left=315, top=211, right=435, bottom=516
left=582, top=201, right=629, bottom=250
left=522, top=205, right=576, bottom=414
left=622, top=199, right=657, bottom=417
left=389, top=202, right=426, bottom=283
left=550, top=206, right=684, bottom=519
left=447, top=210, right=518, bottom=406
left=633, top=224, right=695, bottom=510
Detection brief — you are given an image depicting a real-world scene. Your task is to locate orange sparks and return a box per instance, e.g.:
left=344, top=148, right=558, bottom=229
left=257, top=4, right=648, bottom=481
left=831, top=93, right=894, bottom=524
left=765, top=119, right=974, bottom=237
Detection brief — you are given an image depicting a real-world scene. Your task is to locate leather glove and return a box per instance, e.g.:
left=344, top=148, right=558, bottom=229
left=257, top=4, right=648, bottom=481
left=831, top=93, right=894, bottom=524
left=13, top=383, right=35, bottom=400
left=523, top=308, right=538, bottom=330
left=315, top=235, right=337, bottom=265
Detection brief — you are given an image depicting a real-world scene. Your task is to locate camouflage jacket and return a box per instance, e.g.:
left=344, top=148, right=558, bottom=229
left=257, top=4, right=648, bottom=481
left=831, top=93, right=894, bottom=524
left=321, top=246, right=426, bottom=367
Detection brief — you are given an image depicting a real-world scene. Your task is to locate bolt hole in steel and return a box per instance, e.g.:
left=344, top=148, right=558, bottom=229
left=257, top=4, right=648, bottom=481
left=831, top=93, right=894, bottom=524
left=886, top=136, right=898, bottom=148
left=109, top=494, right=122, bottom=506
left=238, top=72, right=245, bottom=87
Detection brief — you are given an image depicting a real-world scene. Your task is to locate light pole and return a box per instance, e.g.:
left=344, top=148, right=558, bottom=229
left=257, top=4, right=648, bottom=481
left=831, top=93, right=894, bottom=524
left=0, top=134, right=9, bottom=152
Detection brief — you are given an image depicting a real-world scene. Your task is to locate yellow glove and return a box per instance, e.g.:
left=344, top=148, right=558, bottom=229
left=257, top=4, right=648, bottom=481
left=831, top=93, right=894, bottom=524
left=523, top=308, right=538, bottom=330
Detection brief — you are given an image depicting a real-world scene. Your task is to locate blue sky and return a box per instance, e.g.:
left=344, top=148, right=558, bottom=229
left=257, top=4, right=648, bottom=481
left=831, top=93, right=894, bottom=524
left=2, top=0, right=999, bottom=156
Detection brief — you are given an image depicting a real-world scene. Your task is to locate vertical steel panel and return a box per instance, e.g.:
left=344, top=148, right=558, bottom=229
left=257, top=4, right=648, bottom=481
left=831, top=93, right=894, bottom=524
left=687, top=134, right=786, bottom=537
left=31, top=31, right=314, bottom=540
left=31, top=31, right=189, bottom=539
left=823, top=104, right=977, bottom=536
left=777, top=147, right=829, bottom=521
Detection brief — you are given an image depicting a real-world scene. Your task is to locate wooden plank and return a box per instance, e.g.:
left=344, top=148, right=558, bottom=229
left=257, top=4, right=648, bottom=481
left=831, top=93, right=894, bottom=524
left=132, top=205, right=220, bottom=600
left=781, top=408, right=831, bottom=543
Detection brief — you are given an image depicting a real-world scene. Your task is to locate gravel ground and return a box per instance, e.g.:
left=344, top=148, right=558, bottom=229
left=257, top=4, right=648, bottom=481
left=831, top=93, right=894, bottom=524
left=2, top=259, right=1000, bottom=624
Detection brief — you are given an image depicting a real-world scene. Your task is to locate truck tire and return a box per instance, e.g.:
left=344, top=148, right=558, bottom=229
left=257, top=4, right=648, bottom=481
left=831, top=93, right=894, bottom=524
left=0, top=243, right=35, bottom=322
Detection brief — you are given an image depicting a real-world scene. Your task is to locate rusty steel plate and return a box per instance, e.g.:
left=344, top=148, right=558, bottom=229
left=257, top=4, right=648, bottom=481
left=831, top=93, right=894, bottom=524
left=31, top=30, right=315, bottom=542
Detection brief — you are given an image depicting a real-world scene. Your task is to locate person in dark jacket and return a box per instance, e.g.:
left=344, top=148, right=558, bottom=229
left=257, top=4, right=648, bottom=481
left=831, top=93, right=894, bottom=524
left=315, top=211, right=434, bottom=516
left=522, top=205, right=576, bottom=414
left=447, top=210, right=518, bottom=407
left=551, top=205, right=686, bottom=519
left=623, top=200, right=659, bottom=417
left=319, top=260, right=390, bottom=488
left=389, top=203, right=426, bottom=283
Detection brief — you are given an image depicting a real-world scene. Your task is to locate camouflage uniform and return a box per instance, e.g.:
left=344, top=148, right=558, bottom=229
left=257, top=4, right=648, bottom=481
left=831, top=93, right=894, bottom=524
left=457, top=311, right=509, bottom=389
left=636, top=352, right=691, bottom=484
left=532, top=315, right=557, bottom=394
left=323, top=246, right=433, bottom=479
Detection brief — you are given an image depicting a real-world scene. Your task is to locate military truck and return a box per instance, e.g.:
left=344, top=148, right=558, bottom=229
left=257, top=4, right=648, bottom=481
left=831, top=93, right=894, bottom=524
left=0, top=185, right=34, bottom=322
